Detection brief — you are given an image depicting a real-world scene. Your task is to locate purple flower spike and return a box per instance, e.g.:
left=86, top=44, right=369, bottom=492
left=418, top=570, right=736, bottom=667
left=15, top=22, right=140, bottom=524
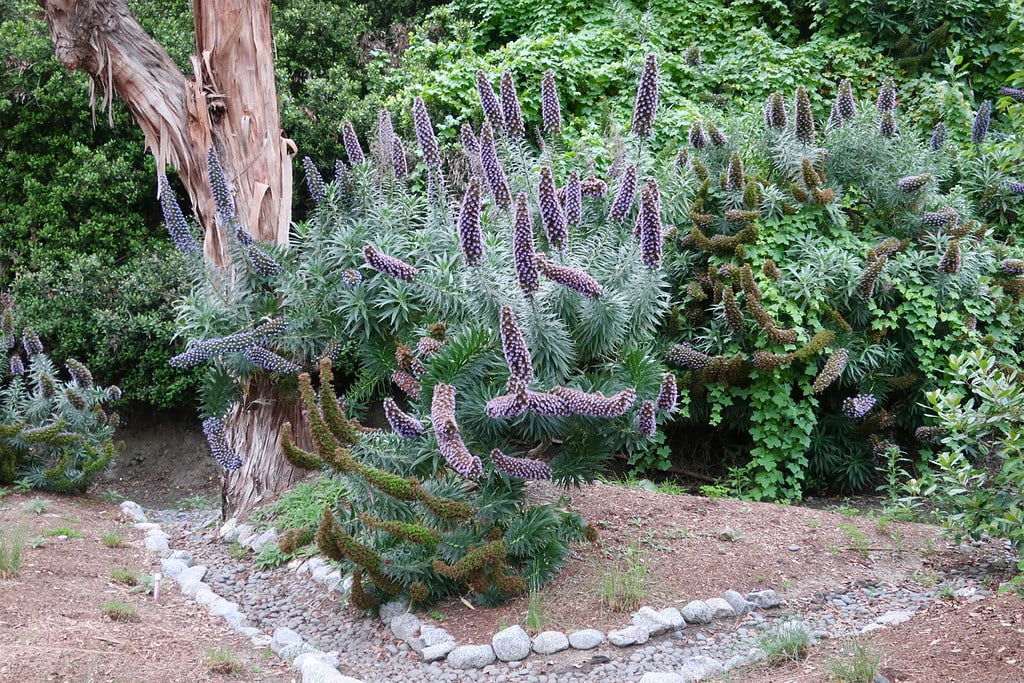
left=302, top=157, right=327, bottom=203
left=608, top=164, right=638, bottom=223
left=460, top=123, right=480, bottom=157
left=203, top=417, right=243, bottom=471
left=656, top=372, right=677, bottom=412
left=457, top=177, right=485, bottom=266
left=638, top=179, right=662, bottom=269
left=412, top=97, right=441, bottom=170
left=541, top=69, right=562, bottom=135
left=363, top=244, right=419, bottom=281
left=536, top=257, right=603, bottom=299
left=342, top=121, right=365, bottom=167
left=384, top=397, right=426, bottom=439
left=631, top=53, right=659, bottom=139
left=479, top=122, right=511, bottom=209
left=491, top=449, right=552, bottom=480
left=638, top=400, right=656, bottom=436
left=512, top=193, right=540, bottom=299
left=392, top=137, right=409, bottom=178
left=563, top=170, right=582, bottom=227
left=500, top=69, right=525, bottom=139
left=500, top=306, right=534, bottom=384
left=207, top=146, right=236, bottom=227
left=377, top=109, right=395, bottom=167
left=842, top=394, right=876, bottom=419
left=476, top=69, right=505, bottom=130
left=158, top=172, right=199, bottom=253
left=539, top=167, right=568, bottom=252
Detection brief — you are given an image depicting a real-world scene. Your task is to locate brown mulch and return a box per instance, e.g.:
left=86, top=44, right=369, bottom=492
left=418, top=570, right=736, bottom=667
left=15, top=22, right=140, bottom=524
left=2, top=474, right=1023, bottom=683
left=0, top=493, right=292, bottom=683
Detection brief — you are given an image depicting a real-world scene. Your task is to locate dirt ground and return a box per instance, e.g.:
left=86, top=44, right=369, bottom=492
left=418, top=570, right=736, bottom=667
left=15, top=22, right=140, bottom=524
left=2, top=419, right=1023, bottom=682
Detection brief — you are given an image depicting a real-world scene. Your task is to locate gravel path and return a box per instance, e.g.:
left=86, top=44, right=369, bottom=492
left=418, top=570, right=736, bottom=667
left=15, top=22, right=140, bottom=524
left=147, top=508, right=1006, bottom=683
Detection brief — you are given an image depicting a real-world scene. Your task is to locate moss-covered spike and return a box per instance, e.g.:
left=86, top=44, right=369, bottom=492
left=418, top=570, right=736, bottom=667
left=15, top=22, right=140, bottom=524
left=738, top=264, right=762, bottom=302
left=800, top=157, right=820, bottom=190
left=492, top=569, right=528, bottom=596
left=793, top=330, right=836, bottom=361
left=360, top=512, right=442, bottom=546
left=721, top=285, right=746, bottom=334
left=298, top=371, right=340, bottom=455
left=762, top=259, right=781, bottom=280
left=318, top=358, right=359, bottom=446
left=21, top=419, right=68, bottom=443
left=278, top=526, right=315, bottom=554
left=356, top=463, right=421, bottom=501
left=323, top=446, right=357, bottom=473
left=583, top=524, right=599, bottom=542
left=408, top=582, right=430, bottom=605
left=0, top=423, right=24, bottom=438
left=281, top=422, right=323, bottom=470
left=349, top=568, right=379, bottom=611
left=315, top=506, right=347, bottom=563
left=417, top=490, right=478, bottom=521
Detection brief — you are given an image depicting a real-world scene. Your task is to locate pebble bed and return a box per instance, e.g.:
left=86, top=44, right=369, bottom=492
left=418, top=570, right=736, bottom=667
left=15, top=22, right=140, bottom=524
left=140, top=506, right=1014, bottom=683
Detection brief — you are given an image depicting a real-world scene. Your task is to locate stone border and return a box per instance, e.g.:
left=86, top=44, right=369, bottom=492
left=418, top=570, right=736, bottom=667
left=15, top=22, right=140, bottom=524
left=129, top=501, right=946, bottom=682
left=122, top=501, right=365, bottom=683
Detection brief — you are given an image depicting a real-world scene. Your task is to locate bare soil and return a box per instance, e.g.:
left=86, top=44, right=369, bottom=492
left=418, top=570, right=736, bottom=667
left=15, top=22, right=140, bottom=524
left=2, top=420, right=1023, bottom=682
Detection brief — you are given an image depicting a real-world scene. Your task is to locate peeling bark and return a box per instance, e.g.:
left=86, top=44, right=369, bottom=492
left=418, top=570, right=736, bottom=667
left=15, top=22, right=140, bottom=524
left=37, top=0, right=306, bottom=517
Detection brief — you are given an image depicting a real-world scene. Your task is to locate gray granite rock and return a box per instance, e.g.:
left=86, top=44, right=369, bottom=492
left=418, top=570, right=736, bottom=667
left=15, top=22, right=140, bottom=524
left=271, top=626, right=305, bottom=655
left=608, top=625, right=649, bottom=647
left=657, top=607, right=686, bottom=630
left=447, top=644, right=496, bottom=669
left=297, top=557, right=324, bottom=577
left=160, top=557, right=189, bottom=578
left=208, top=597, right=239, bottom=617
left=492, top=625, right=532, bottom=661
left=250, top=528, right=278, bottom=552
left=311, top=563, right=334, bottom=584
left=681, top=600, right=713, bottom=624
left=705, top=597, right=736, bottom=619
left=194, top=587, right=219, bottom=606
left=144, top=534, right=171, bottom=556
left=747, top=589, right=782, bottom=609
left=233, top=523, right=255, bottom=545
left=293, top=651, right=341, bottom=671
left=322, top=570, right=342, bottom=592
left=390, top=613, right=421, bottom=641
left=874, top=610, right=913, bottom=626
left=632, top=606, right=672, bottom=636
left=421, top=641, right=456, bottom=663
left=222, top=611, right=249, bottom=630
left=639, top=674, right=685, bottom=683
left=378, top=600, right=408, bottom=623
left=298, top=657, right=362, bottom=683
left=723, top=589, right=755, bottom=615
left=279, top=642, right=320, bottom=661
left=168, top=549, right=194, bottom=566
left=119, top=501, right=146, bottom=523
left=678, top=655, right=724, bottom=681
left=568, top=628, right=604, bottom=650
left=218, top=517, right=238, bottom=540
left=532, top=630, right=569, bottom=655
left=419, top=624, right=454, bottom=648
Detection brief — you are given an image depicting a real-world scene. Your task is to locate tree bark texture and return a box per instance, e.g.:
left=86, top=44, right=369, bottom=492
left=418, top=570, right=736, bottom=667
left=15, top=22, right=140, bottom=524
left=37, top=0, right=306, bottom=516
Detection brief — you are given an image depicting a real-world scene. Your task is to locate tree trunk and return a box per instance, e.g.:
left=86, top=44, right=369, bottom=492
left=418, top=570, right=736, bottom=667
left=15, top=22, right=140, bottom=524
left=37, top=0, right=306, bottom=517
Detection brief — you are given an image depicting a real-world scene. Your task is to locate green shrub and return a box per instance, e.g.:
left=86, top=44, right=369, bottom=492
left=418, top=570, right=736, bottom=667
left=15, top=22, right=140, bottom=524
left=1, top=304, right=120, bottom=492
left=908, top=349, right=1024, bottom=557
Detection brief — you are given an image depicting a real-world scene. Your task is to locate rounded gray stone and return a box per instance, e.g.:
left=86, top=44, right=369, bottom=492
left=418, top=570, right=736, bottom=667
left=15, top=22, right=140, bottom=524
left=608, top=625, right=649, bottom=647
left=419, top=624, right=454, bottom=647
left=678, top=655, right=724, bottom=681
left=168, top=549, right=194, bottom=566
left=723, top=589, right=755, bottom=615
left=447, top=644, right=496, bottom=669
left=632, top=606, right=672, bottom=636
left=422, top=641, right=456, bottom=662
left=143, top=535, right=170, bottom=556
left=639, top=673, right=685, bottom=683
left=747, top=589, right=781, bottom=609
left=160, top=557, right=189, bottom=578
left=568, top=628, right=604, bottom=650
left=492, top=625, right=532, bottom=661
left=657, top=607, right=685, bottom=630
left=705, top=597, right=736, bottom=619
left=271, top=626, right=305, bottom=655
left=390, top=612, right=422, bottom=641
left=681, top=600, right=713, bottom=624
left=379, top=600, right=408, bottom=623
left=532, top=630, right=569, bottom=655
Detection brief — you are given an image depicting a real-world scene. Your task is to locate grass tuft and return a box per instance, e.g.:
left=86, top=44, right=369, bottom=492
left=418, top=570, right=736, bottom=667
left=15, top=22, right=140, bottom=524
left=829, top=636, right=882, bottom=681
left=101, top=531, right=126, bottom=548
left=102, top=600, right=139, bottom=622
left=40, top=526, right=84, bottom=538
left=597, top=544, right=649, bottom=612
left=758, top=620, right=812, bottom=663
left=0, top=526, right=26, bottom=579
left=109, top=567, right=140, bottom=585
left=204, top=646, right=245, bottom=675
